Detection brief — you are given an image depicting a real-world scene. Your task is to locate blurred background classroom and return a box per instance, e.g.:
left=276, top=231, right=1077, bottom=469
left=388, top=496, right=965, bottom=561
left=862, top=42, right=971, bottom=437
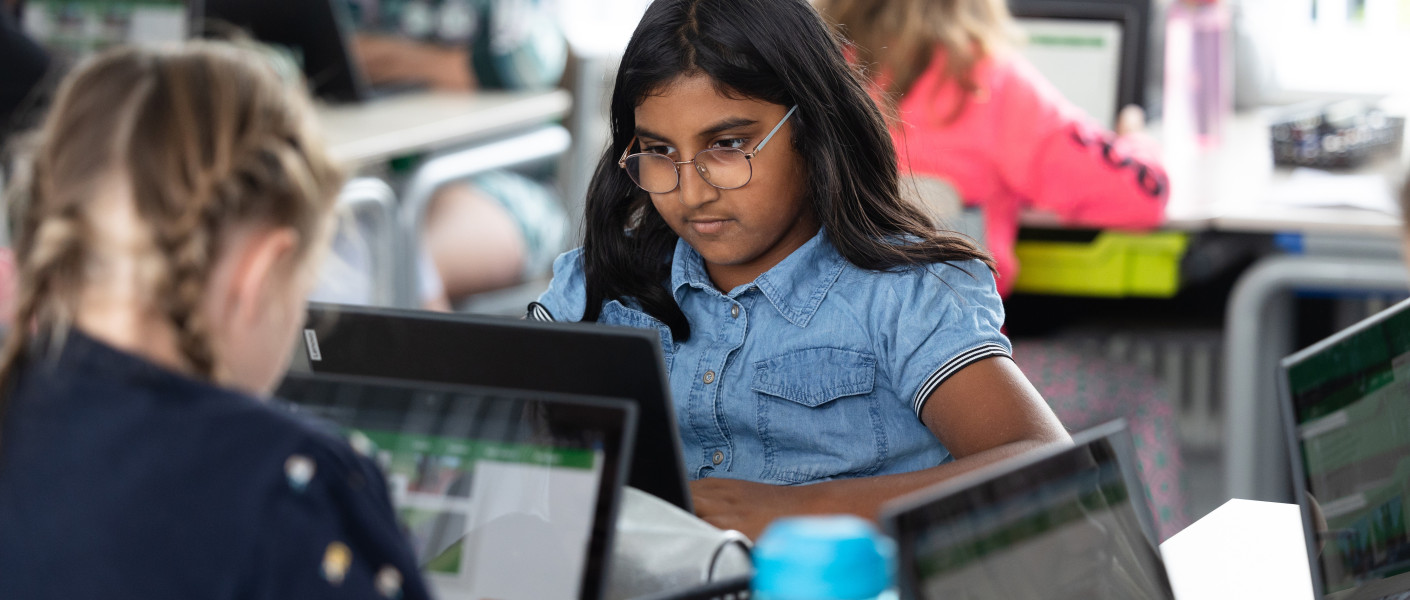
left=2, top=0, right=1409, bottom=529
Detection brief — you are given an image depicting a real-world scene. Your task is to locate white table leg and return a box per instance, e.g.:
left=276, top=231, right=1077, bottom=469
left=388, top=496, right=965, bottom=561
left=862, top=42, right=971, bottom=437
left=1223, top=253, right=1407, bottom=502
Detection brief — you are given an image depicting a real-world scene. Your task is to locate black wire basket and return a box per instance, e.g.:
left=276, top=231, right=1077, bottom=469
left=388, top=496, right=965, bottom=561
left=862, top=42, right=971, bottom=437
left=1270, top=101, right=1404, bottom=170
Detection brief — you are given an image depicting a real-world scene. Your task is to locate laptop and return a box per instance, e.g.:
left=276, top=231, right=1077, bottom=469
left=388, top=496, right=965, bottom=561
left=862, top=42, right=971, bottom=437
left=288, top=302, right=694, bottom=512
left=882, top=421, right=1175, bottom=600
left=276, top=371, right=636, bottom=600
left=194, top=0, right=384, bottom=102
left=1009, top=0, right=1151, bottom=129
left=1280, top=297, right=1410, bottom=600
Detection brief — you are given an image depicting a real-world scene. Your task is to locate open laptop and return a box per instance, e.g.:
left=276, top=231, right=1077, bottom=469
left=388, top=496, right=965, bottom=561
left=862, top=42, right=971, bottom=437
left=276, top=371, right=635, bottom=600
left=1009, top=0, right=1151, bottom=129
left=1280, top=297, right=1410, bottom=600
left=194, top=0, right=383, bottom=102
left=288, top=302, right=694, bottom=512
left=882, top=420, right=1175, bottom=600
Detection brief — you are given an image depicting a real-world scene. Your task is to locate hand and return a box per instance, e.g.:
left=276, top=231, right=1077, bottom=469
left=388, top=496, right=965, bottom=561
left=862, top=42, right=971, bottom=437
left=1116, top=104, right=1146, bottom=137
left=351, top=34, right=473, bottom=92
left=0, top=247, right=15, bottom=326
left=690, top=478, right=824, bottom=541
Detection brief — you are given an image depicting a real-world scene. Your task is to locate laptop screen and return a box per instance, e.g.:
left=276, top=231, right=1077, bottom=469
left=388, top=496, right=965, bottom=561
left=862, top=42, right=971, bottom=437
left=1016, top=17, right=1125, bottom=129
left=196, top=0, right=368, bottom=102
left=21, top=0, right=186, bottom=59
left=1282, top=298, right=1410, bottom=598
left=290, top=302, right=693, bottom=512
left=276, top=372, right=635, bottom=600
left=885, top=422, right=1174, bottom=600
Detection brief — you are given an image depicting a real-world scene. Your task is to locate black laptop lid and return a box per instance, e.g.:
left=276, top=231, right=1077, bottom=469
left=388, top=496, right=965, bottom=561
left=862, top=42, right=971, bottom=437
left=1280, top=297, right=1410, bottom=599
left=196, top=0, right=368, bottom=102
left=882, top=421, right=1174, bottom=600
left=277, top=371, right=635, bottom=600
left=289, top=302, right=693, bottom=512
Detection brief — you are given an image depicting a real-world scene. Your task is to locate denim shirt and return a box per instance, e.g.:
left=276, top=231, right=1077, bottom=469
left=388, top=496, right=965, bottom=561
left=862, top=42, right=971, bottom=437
left=534, top=231, right=1011, bottom=485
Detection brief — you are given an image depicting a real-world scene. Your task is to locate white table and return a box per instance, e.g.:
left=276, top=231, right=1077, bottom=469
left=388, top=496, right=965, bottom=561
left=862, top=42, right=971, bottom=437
left=314, top=89, right=574, bottom=308
left=1189, top=114, right=1408, bottom=504
left=1022, top=111, right=1408, bottom=504
left=317, top=89, right=573, bottom=168
left=1195, top=116, right=1404, bottom=501
left=1158, top=112, right=1407, bottom=504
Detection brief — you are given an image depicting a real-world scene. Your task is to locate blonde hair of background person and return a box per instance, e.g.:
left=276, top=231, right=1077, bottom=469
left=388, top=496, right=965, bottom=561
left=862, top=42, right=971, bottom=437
left=0, top=42, right=431, bottom=598
left=818, top=0, right=1142, bottom=129
left=818, top=0, right=1018, bottom=121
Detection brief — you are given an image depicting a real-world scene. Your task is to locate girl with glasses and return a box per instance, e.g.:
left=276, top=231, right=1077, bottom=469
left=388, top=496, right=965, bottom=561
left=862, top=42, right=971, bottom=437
left=532, top=0, right=1069, bottom=540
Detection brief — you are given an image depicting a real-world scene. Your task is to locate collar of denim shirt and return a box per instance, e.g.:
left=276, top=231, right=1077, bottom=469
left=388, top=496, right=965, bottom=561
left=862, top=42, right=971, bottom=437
left=669, top=229, right=847, bottom=328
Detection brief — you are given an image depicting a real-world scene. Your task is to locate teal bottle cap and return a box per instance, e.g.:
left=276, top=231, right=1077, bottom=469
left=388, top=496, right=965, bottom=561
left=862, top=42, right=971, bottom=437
left=752, top=515, right=896, bottom=600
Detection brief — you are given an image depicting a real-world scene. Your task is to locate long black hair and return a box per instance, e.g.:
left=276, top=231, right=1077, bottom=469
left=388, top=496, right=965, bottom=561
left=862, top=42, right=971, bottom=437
left=580, top=0, right=992, bottom=341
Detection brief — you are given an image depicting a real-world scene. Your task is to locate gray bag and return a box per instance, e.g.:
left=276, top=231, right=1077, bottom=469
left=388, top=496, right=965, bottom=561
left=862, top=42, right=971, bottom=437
left=605, top=488, right=754, bottom=600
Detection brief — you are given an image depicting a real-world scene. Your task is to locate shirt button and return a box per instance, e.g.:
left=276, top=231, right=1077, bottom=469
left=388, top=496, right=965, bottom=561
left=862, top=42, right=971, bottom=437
left=730, top=305, right=740, bottom=318
left=703, top=370, right=716, bottom=384
left=712, top=450, right=725, bottom=465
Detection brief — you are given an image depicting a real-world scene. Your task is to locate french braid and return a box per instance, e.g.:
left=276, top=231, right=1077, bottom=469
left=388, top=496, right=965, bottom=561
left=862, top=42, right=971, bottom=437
left=0, top=42, right=342, bottom=435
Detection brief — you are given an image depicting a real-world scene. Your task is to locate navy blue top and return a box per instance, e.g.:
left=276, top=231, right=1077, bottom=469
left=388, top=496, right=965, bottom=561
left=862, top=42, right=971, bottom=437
left=0, top=330, right=432, bottom=600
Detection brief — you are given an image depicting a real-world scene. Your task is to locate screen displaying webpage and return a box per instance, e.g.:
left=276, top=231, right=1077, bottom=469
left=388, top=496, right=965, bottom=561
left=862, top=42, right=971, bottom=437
left=911, top=462, right=1169, bottom=600
left=360, top=429, right=604, bottom=600
left=281, top=381, right=612, bottom=600
left=1288, top=306, right=1410, bottom=596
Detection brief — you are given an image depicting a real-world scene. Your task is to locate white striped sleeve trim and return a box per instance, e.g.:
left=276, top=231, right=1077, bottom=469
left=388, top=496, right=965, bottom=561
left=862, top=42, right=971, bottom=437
left=911, top=342, right=1011, bottom=417
left=526, top=302, right=555, bottom=322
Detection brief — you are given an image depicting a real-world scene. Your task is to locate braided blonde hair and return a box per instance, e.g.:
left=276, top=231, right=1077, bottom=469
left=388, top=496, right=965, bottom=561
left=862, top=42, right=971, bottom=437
left=0, top=42, right=343, bottom=407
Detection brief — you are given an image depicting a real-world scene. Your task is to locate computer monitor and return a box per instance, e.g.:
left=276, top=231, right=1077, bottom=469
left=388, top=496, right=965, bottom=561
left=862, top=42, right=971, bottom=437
left=288, top=302, right=694, bottom=512
left=340, top=0, right=476, bottom=46
left=1280, top=297, right=1410, bottom=599
left=1009, top=0, right=1150, bottom=129
left=276, top=371, right=635, bottom=600
left=20, top=0, right=187, bottom=58
left=882, top=421, right=1175, bottom=600
left=194, top=0, right=369, bottom=102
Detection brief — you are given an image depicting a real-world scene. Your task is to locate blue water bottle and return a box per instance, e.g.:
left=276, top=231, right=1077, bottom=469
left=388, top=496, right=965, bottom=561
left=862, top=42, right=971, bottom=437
left=752, top=516, right=897, bottom=600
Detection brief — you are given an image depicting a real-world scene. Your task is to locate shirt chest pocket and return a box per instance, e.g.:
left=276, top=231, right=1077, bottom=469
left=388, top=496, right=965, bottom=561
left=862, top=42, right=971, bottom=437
left=751, top=347, right=886, bottom=484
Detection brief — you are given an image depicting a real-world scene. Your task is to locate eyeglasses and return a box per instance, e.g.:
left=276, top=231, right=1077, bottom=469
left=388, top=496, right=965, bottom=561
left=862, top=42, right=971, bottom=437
left=618, top=105, right=798, bottom=194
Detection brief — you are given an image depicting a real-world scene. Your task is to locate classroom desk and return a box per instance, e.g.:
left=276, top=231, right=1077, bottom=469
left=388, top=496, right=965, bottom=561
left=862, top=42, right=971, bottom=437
left=313, top=89, right=573, bottom=308
left=1191, top=114, right=1407, bottom=504
left=1022, top=112, right=1408, bottom=504
left=317, top=89, right=573, bottom=168
left=1160, top=112, right=1406, bottom=504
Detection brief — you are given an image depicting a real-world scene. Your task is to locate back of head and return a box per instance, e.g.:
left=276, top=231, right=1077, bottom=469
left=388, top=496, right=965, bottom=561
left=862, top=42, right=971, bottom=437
left=1, top=41, right=344, bottom=391
left=582, top=0, right=990, bottom=340
left=816, top=0, right=1017, bottom=113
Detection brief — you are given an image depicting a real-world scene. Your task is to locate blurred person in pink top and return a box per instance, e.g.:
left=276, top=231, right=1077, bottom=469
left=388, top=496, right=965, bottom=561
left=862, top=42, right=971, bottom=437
left=819, top=0, right=1188, bottom=539
left=818, top=0, right=1168, bottom=296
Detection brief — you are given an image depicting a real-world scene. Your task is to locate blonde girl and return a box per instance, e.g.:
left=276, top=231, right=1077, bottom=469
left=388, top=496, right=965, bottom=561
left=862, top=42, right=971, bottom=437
left=0, top=43, right=430, bottom=599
